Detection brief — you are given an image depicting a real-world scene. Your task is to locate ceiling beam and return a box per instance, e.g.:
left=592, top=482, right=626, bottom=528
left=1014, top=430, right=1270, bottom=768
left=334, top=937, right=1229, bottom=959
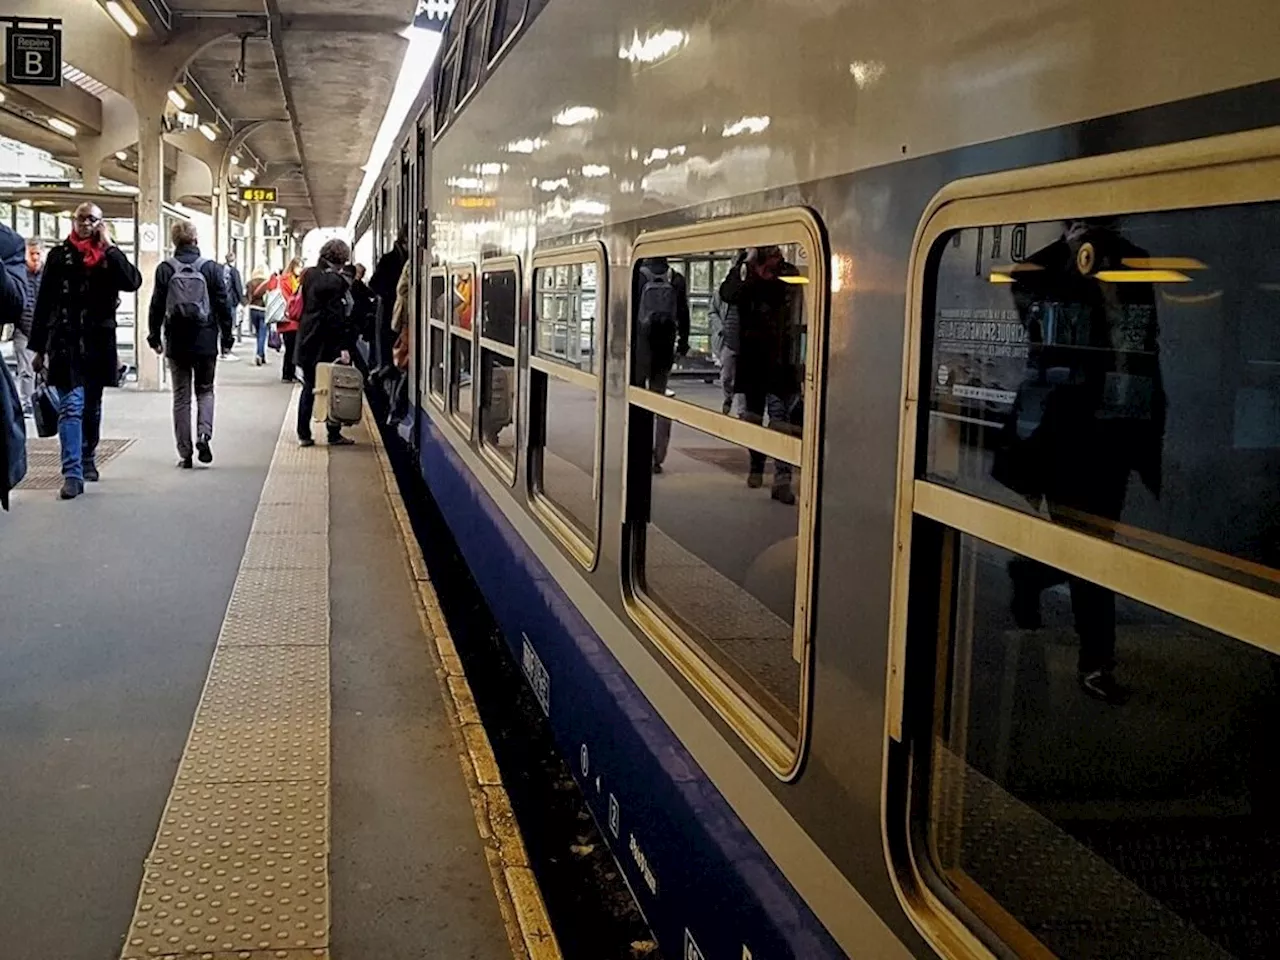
left=261, top=0, right=319, bottom=227
left=173, top=12, right=412, bottom=34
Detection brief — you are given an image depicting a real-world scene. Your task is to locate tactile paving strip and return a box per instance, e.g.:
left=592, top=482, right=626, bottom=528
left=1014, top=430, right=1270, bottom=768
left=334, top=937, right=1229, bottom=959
left=120, top=392, right=332, bottom=960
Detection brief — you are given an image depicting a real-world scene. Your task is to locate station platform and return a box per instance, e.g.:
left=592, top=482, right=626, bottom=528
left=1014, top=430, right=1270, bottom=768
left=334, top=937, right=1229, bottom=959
left=0, top=360, right=554, bottom=960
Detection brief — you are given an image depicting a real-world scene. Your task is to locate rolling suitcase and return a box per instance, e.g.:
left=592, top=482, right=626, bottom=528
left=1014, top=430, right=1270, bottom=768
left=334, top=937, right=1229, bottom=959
left=313, top=361, right=364, bottom=425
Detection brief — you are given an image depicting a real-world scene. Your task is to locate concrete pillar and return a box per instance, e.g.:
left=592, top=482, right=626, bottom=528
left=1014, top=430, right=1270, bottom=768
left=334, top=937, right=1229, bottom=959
left=248, top=203, right=260, bottom=277
left=135, top=105, right=166, bottom=391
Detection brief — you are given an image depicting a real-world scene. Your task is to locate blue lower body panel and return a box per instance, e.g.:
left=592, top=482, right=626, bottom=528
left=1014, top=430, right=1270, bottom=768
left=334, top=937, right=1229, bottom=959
left=414, top=410, right=843, bottom=960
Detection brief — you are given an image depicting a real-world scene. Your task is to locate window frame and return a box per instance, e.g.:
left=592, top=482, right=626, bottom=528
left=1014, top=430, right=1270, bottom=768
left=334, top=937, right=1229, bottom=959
left=527, top=241, right=609, bottom=570
left=432, top=46, right=460, bottom=140
left=885, top=127, right=1280, bottom=960
left=446, top=261, right=477, bottom=438
left=426, top=266, right=447, bottom=411
left=486, top=0, right=526, bottom=66
left=620, top=208, right=828, bottom=781
left=478, top=255, right=522, bottom=486
left=454, top=0, right=492, bottom=113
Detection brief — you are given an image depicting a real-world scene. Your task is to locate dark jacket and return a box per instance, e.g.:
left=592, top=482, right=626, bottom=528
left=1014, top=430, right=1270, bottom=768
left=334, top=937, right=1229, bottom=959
left=0, top=225, right=27, bottom=329
left=296, top=261, right=353, bottom=369
left=29, top=240, right=142, bottom=391
left=370, top=243, right=407, bottom=327
left=147, top=244, right=235, bottom=360
left=224, top=263, right=245, bottom=306
left=631, top=258, right=691, bottom=376
left=719, top=264, right=799, bottom=399
left=18, top=266, right=41, bottom=338
left=0, top=355, right=25, bottom=510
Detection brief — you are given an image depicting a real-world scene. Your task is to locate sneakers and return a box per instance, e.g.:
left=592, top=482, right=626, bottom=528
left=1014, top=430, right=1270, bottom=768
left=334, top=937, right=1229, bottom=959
left=652, top=460, right=664, bottom=475
left=83, top=462, right=100, bottom=483
left=221, top=350, right=241, bottom=362
left=771, top=485, right=796, bottom=505
left=178, top=456, right=193, bottom=469
left=298, top=437, right=316, bottom=448
left=1078, top=669, right=1131, bottom=706
left=59, top=477, right=83, bottom=500
left=196, top=435, right=213, bottom=464
left=327, top=435, right=355, bottom=446
left=747, top=472, right=764, bottom=489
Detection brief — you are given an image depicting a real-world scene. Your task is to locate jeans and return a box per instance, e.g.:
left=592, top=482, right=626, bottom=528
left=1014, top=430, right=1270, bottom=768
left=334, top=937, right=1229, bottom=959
left=12, top=330, right=34, bottom=412
left=250, top=307, right=267, bottom=360
left=58, top=383, right=103, bottom=481
left=297, top=361, right=343, bottom=443
left=740, top=390, right=795, bottom=488
left=169, top=355, right=217, bottom=459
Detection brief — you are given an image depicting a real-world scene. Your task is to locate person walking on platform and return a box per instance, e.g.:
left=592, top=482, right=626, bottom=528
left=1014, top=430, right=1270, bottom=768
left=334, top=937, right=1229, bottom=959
left=221, top=251, right=246, bottom=361
left=296, top=239, right=356, bottom=448
left=370, top=228, right=408, bottom=373
left=147, top=220, right=234, bottom=469
left=276, top=257, right=304, bottom=382
left=30, top=202, right=143, bottom=500
left=12, top=239, right=43, bottom=416
left=0, top=222, right=29, bottom=508
left=632, top=256, right=690, bottom=474
left=247, top=265, right=272, bottom=366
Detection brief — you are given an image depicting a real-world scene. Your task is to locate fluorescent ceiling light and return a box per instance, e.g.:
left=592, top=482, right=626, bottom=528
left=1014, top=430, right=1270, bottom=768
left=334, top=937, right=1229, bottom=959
left=779, top=275, right=809, bottom=285
left=505, top=137, right=546, bottom=154
left=47, top=117, right=78, bottom=137
left=115, top=150, right=127, bottom=161
left=198, top=123, right=218, bottom=141
left=618, top=29, right=687, bottom=65
left=849, top=60, right=886, bottom=89
left=537, top=178, right=569, bottom=192
left=105, top=1, right=139, bottom=37
left=553, top=106, right=599, bottom=126
left=272, top=207, right=287, bottom=217
left=473, top=162, right=507, bottom=175
left=0, top=92, right=5, bottom=103
left=240, top=168, right=256, bottom=184
left=167, top=89, right=187, bottom=110
left=1096, top=269, right=1191, bottom=283
left=989, top=272, right=1015, bottom=284
left=643, top=145, right=685, bottom=166
left=581, top=164, right=610, bottom=178
left=446, top=176, right=486, bottom=190
left=1121, top=257, right=1206, bottom=270
left=722, top=116, right=770, bottom=138
left=230, top=154, right=240, bottom=166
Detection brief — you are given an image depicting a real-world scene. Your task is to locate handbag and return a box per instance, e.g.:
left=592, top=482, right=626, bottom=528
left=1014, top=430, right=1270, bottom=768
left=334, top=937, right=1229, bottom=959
left=32, top=377, right=60, bottom=439
left=268, top=327, right=283, bottom=351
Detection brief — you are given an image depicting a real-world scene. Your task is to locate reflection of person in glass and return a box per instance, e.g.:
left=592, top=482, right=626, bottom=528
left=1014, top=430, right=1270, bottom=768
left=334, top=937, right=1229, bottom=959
left=719, top=246, right=801, bottom=505
left=999, top=219, right=1166, bottom=705
left=632, top=257, right=690, bottom=474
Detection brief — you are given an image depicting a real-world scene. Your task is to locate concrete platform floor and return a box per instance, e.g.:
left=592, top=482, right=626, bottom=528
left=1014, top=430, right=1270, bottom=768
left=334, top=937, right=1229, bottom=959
left=0, top=359, right=510, bottom=958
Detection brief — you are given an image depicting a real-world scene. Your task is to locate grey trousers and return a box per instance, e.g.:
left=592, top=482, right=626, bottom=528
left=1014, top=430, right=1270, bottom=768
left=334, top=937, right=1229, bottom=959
left=170, top=355, right=217, bottom=458
left=12, top=330, right=34, bottom=411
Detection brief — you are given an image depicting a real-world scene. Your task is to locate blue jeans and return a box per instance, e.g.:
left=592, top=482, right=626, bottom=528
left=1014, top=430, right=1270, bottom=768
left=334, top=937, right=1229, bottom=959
left=58, top=383, right=104, bottom=481
left=250, top=306, right=268, bottom=360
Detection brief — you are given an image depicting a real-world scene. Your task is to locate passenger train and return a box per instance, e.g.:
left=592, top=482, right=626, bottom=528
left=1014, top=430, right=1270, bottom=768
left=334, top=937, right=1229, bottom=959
left=354, top=2, right=1280, bottom=957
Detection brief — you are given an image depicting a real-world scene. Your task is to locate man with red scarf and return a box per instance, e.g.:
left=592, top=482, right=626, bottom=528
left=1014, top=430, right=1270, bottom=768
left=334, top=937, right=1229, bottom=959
left=30, top=202, right=142, bottom=500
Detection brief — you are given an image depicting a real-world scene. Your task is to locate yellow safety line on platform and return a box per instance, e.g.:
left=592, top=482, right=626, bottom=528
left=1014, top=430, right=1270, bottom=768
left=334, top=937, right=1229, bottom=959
left=118, top=390, right=332, bottom=960
left=363, top=409, right=563, bottom=960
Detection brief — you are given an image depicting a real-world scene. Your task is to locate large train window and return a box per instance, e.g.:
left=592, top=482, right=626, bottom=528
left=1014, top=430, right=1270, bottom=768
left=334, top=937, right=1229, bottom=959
left=427, top=268, right=446, bottom=409
left=621, top=210, right=826, bottom=779
left=433, top=49, right=457, bottom=137
left=890, top=138, right=1280, bottom=960
left=456, top=2, right=488, bottom=107
left=446, top=263, right=475, bottom=436
left=479, top=258, right=520, bottom=484
left=528, top=243, right=606, bottom=569
left=488, top=0, right=525, bottom=62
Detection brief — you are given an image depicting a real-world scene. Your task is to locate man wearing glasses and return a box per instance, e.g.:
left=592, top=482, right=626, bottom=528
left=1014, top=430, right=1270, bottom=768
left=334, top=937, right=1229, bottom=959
left=30, top=202, right=142, bottom=500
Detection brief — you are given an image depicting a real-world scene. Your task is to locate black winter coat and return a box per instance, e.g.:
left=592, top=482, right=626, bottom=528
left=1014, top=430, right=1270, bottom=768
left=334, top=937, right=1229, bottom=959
left=147, top=245, right=235, bottom=361
left=719, top=267, right=800, bottom=399
left=296, top=263, right=353, bottom=370
left=0, top=224, right=27, bottom=329
left=29, top=241, right=142, bottom=391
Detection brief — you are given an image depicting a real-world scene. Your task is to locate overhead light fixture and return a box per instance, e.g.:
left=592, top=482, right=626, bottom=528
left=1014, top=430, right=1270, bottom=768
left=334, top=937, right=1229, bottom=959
left=167, top=88, right=187, bottom=110
left=537, top=177, right=569, bottom=192
left=474, top=162, right=507, bottom=175
left=105, top=1, right=139, bottom=37
left=1121, top=257, right=1206, bottom=271
left=553, top=106, right=600, bottom=127
left=48, top=117, right=78, bottom=137
left=849, top=60, right=887, bottom=89
left=989, top=272, right=1016, bottom=284
left=198, top=123, right=218, bottom=141
left=1096, top=269, right=1191, bottom=283
left=272, top=207, right=287, bottom=217
left=240, top=168, right=256, bottom=184
left=115, top=150, right=127, bottom=161
left=722, top=116, right=771, bottom=138
left=779, top=275, right=810, bottom=285
left=0, top=92, right=5, bottom=104
left=618, top=29, right=687, bottom=65
left=504, top=137, right=546, bottom=154
left=230, top=154, right=240, bottom=166
left=581, top=164, right=610, bottom=178
left=446, top=175, right=486, bottom=190
left=643, top=144, right=686, bottom=166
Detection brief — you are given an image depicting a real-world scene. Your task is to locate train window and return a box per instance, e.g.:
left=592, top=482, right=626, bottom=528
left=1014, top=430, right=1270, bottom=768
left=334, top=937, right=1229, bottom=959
left=457, top=6, right=487, bottom=104
left=892, top=145, right=1280, bottom=960
left=447, top=265, right=475, bottom=435
left=622, top=211, right=825, bottom=777
left=433, top=50, right=457, bottom=135
left=488, top=0, right=525, bottom=61
left=528, top=244, right=607, bottom=567
left=427, top=269, right=446, bottom=408
left=479, top=261, right=520, bottom=484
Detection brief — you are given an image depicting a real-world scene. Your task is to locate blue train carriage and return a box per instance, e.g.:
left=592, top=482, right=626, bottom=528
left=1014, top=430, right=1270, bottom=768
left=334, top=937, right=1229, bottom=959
left=355, top=1, right=1280, bottom=958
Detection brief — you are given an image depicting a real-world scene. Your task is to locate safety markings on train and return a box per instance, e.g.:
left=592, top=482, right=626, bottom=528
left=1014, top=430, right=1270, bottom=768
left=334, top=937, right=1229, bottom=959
left=364, top=407, right=562, bottom=960
left=119, top=392, right=333, bottom=960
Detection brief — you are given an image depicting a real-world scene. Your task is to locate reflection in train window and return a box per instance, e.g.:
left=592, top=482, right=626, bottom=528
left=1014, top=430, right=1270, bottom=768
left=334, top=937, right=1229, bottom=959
left=635, top=419, right=802, bottom=740
left=926, top=207, right=1280, bottom=597
left=480, top=351, right=517, bottom=476
left=428, top=325, right=445, bottom=402
left=457, top=5, right=487, bottom=102
left=449, top=333, right=472, bottom=433
left=921, top=530, right=1280, bottom=960
left=488, top=0, right=525, bottom=60
left=623, top=214, right=824, bottom=775
left=481, top=269, right=518, bottom=346
left=433, top=51, right=456, bottom=133
left=529, top=249, right=605, bottom=566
